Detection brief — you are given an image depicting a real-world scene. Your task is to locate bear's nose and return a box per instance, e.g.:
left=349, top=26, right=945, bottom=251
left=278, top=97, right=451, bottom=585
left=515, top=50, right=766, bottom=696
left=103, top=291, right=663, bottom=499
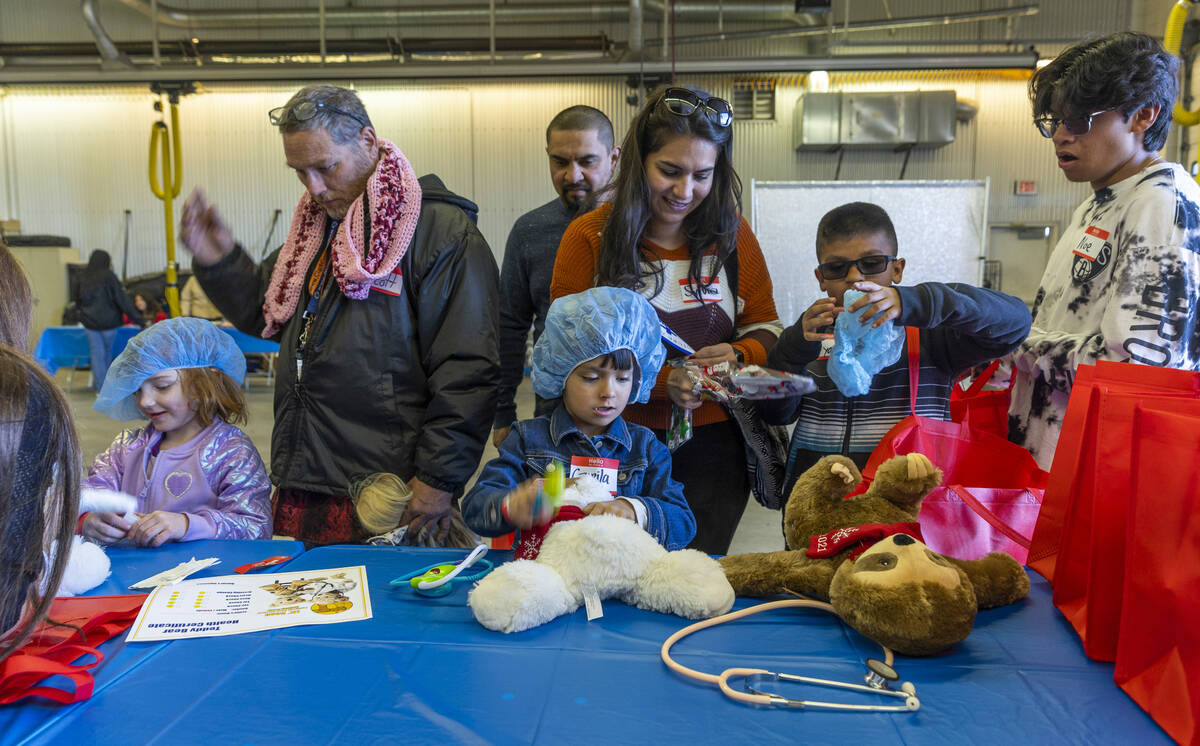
left=893, top=533, right=915, bottom=546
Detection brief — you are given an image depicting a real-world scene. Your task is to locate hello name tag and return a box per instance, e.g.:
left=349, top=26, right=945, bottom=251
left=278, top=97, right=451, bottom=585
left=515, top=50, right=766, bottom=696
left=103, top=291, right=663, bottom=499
left=570, top=456, right=619, bottom=495
left=1073, top=225, right=1110, bottom=262
left=370, top=266, right=404, bottom=297
left=679, top=275, right=722, bottom=304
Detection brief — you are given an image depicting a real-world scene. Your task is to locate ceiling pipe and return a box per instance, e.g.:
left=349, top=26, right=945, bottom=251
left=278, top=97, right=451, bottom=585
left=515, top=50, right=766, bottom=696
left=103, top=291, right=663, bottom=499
left=80, top=0, right=134, bottom=69
left=0, top=52, right=1040, bottom=85
left=629, top=0, right=644, bottom=59
left=114, top=0, right=802, bottom=28
left=649, top=5, right=1039, bottom=46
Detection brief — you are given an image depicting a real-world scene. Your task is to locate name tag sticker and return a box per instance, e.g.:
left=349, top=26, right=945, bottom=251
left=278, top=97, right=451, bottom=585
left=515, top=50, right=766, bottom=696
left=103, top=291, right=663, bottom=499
left=1073, top=225, right=1110, bottom=262
left=679, top=275, right=722, bottom=304
left=570, top=456, right=619, bottom=495
left=660, top=321, right=695, bottom=355
left=370, top=267, right=404, bottom=296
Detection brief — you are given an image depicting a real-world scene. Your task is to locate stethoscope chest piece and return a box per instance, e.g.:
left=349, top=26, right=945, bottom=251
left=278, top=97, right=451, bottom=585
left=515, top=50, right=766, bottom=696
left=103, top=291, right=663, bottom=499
left=390, top=544, right=493, bottom=598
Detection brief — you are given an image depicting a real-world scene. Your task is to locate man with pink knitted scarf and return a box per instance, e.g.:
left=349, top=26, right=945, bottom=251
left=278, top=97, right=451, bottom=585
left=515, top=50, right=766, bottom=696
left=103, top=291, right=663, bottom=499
left=179, top=85, right=499, bottom=546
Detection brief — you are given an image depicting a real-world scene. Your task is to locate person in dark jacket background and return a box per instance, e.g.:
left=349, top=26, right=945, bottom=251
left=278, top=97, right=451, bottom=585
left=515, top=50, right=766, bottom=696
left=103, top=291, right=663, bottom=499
left=72, top=249, right=142, bottom=392
left=179, top=84, right=499, bottom=546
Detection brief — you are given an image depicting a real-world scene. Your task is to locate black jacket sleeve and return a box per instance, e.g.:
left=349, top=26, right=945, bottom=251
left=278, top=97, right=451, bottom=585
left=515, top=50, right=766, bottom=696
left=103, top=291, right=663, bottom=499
left=896, top=282, right=1031, bottom=374
left=411, top=221, right=501, bottom=493
left=754, top=320, right=824, bottom=425
left=108, top=275, right=143, bottom=325
left=192, top=245, right=277, bottom=339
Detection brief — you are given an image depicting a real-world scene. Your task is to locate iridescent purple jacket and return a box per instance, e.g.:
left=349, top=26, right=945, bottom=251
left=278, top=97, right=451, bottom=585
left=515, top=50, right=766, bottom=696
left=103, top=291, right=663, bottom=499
left=85, top=420, right=272, bottom=540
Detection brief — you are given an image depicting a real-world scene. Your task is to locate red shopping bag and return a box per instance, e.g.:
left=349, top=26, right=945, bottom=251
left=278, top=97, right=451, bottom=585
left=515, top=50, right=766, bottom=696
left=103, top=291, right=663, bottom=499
left=0, top=594, right=146, bottom=705
left=1115, top=404, right=1200, bottom=745
left=949, top=359, right=1011, bottom=439
left=1028, top=361, right=1200, bottom=583
left=861, top=328, right=1048, bottom=563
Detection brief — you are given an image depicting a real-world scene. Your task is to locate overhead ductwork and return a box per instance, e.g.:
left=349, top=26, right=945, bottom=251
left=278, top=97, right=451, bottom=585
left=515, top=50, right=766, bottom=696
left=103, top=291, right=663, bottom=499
left=81, top=0, right=133, bottom=69
left=114, top=0, right=807, bottom=28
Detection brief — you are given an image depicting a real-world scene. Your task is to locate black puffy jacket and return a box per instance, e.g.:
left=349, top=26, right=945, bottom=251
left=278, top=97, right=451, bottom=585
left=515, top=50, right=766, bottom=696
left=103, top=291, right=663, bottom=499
left=194, top=174, right=500, bottom=496
left=74, top=272, right=141, bottom=331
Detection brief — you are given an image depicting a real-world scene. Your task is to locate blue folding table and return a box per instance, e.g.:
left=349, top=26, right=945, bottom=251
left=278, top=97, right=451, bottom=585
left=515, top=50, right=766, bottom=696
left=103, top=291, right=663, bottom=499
left=0, top=544, right=1167, bottom=745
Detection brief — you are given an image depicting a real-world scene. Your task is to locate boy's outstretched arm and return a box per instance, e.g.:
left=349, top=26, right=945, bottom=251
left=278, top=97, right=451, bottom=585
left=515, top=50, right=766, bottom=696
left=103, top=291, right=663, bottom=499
left=895, top=282, right=1032, bottom=374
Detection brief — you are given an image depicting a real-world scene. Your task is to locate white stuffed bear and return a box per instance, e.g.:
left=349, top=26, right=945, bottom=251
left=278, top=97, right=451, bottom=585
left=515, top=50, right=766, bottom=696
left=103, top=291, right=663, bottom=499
left=468, top=513, right=735, bottom=633
left=49, top=487, right=138, bottom=597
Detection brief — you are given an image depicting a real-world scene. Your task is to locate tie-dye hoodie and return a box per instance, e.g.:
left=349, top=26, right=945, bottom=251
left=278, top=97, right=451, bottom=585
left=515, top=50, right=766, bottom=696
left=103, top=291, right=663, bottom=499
left=1009, top=161, right=1200, bottom=469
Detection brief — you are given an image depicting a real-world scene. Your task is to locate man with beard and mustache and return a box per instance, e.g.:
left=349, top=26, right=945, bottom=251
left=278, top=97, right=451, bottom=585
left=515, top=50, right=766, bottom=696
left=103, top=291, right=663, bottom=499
left=179, top=85, right=499, bottom=546
left=491, top=106, right=620, bottom=446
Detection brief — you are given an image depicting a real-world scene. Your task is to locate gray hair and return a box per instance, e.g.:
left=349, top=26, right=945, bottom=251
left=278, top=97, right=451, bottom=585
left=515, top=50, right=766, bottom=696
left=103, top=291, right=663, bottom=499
left=275, top=85, right=374, bottom=145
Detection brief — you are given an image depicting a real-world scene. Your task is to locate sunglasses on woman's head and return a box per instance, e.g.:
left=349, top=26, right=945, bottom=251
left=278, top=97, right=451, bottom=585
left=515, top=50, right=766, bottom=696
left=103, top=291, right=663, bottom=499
left=1033, top=109, right=1112, bottom=139
left=816, top=255, right=897, bottom=280
left=662, top=88, right=734, bottom=128
left=268, top=100, right=368, bottom=129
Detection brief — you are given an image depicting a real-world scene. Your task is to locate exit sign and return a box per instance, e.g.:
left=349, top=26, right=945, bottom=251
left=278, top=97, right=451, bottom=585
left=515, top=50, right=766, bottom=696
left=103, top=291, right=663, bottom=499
left=1014, top=180, right=1038, bottom=195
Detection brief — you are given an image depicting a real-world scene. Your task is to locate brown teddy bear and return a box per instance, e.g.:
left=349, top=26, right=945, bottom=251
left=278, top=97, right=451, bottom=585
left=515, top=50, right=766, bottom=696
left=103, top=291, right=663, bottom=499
left=719, top=452, right=1030, bottom=656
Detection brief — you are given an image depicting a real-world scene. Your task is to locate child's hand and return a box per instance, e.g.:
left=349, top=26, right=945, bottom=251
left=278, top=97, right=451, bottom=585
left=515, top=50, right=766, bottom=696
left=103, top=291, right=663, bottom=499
left=128, top=511, right=189, bottom=547
left=582, top=498, right=636, bottom=521
left=81, top=512, right=133, bottom=545
left=801, top=297, right=842, bottom=341
left=501, top=479, right=555, bottom=529
left=848, top=282, right=902, bottom=328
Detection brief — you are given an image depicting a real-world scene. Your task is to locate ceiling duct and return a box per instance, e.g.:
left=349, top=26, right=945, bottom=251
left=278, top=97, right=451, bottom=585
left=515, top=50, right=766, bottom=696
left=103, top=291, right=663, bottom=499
left=81, top=0, right=133, bottom=69
left=114, top=0, right=805, bottom=28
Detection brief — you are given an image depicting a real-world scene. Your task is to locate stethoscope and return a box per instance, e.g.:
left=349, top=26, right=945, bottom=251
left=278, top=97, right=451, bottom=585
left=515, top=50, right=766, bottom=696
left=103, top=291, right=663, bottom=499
left=389, top=544, right=494, bottom=597
left=661, top=598, right=920, bottom=712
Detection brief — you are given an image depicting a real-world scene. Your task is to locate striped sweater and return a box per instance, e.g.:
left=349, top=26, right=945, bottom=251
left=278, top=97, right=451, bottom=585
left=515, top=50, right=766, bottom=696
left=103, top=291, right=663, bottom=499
left=756, top=282, right=1031, bottom=497
left=551, top=203, right=783, bottom=430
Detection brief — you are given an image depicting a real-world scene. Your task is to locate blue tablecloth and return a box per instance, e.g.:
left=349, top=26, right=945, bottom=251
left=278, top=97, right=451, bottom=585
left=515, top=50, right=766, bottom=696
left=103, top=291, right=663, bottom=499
left=1, top=545, right=1166, bottom=746
left=220, top=326, right=279, bottom=355
left=32, top=327, right=139, bottom=375
left=0, top=540, right=303, bottom=746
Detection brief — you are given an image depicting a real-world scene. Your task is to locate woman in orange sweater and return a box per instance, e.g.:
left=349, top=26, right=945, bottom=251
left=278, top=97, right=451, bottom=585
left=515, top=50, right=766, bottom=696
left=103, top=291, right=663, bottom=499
left=551, top=85, right=782, bottom=554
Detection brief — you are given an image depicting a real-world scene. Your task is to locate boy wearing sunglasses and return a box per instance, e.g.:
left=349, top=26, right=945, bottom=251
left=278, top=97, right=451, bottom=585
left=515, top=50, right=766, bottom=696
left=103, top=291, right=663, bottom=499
left=1008, top=32, right=1200, bottom=469
left=757, top=201, right=1030, bottom=503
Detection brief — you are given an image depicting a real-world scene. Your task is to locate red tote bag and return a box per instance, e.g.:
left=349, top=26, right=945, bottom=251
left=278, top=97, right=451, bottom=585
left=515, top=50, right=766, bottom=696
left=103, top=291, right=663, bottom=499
left=0, top=594, right=146, bottom=705
left=1115, top=404, right=1200, bottom=745
left=949, top=359, right=1012, bottom=439
left=862, top=328, right=1048, bottom=562
left=1028, top=361, right=1200, bottom=583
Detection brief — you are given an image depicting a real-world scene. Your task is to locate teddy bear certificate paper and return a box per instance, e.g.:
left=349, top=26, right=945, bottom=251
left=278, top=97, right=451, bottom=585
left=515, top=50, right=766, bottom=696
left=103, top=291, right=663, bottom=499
left=125, top=566, right=372, bottom=641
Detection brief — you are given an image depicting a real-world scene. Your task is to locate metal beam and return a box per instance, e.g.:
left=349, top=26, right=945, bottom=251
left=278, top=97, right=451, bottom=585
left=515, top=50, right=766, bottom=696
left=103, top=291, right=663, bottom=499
left=0, top=52, right=1040, bottom=85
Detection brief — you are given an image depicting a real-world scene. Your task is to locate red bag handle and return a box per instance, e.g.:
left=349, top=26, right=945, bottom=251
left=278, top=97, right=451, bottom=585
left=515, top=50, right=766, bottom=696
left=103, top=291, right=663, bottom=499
left=0, top=645, right=102, bottom=705
left=906, top=326, right=920, bottom=414
left=945, top=484, right=1039, bottom=549
left=962, top=359, right=1003, bottom=398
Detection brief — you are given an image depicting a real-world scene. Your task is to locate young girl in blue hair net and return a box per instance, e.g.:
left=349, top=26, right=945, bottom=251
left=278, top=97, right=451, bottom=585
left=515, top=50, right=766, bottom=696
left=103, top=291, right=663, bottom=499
left=80, top=318, right=272, bottom=546
left=462, top=287, right=695, bottom=556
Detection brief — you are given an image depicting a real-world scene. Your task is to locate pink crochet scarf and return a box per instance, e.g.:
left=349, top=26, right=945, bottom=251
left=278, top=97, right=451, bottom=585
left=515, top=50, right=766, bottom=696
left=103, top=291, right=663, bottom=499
left=261, top=137, right=421, bottom=338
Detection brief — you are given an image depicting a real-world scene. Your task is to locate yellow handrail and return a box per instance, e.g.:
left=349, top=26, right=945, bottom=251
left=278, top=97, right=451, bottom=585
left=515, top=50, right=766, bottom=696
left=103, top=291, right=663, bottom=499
left=148, top=99, right=183, bottom=317
left=1166, top=0, right=1200, bottom=127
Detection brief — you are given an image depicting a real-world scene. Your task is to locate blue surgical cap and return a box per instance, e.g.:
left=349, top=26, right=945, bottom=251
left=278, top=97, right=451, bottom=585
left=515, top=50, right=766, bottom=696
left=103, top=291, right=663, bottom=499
left=531, top=287, right=665, bottom=402
left=94, top=317, right=246, bottom=421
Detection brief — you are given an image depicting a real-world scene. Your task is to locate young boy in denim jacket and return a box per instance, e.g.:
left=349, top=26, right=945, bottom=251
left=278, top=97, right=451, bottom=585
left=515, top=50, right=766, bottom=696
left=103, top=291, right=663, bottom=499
left=462, top=286, right=696, bottom=552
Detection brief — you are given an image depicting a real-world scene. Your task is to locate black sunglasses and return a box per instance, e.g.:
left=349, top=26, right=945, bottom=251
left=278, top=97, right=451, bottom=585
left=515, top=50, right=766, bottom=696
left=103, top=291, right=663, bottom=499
left=662, top=87, right=733, bottom=128
left=268, top=100, right=368, bottom=129
left=1033, top=109, right=1112, bottom=139
left=817, top=255, right=897, bottom=280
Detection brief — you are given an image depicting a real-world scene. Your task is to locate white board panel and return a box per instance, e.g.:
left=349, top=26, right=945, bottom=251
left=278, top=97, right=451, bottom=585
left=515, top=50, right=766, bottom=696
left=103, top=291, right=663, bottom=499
left=751, top=179, right=989, bottom=327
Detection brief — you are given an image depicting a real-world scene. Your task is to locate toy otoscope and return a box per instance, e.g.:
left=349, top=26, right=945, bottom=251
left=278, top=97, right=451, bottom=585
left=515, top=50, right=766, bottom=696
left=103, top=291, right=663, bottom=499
left=390, top=544, right=493, bottom=598
left=534, top=460, right=565, bottom=521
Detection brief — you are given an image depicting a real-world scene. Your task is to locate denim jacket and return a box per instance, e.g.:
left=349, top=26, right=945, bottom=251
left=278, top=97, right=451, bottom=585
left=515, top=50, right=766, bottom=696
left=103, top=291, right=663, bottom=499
left=461, top=405, right=696, bottom=550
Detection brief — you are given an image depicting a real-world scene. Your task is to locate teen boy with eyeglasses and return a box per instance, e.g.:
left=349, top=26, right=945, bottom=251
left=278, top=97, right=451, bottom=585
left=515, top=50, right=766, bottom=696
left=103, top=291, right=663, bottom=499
left=1007, top=32, right=1200, bottom=469
left=756, top=202, right=1030, bottom=505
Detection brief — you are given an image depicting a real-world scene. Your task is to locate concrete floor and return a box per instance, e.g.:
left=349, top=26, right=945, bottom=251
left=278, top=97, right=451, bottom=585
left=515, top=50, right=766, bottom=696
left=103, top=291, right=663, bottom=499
left=65, top=370, right=784, bottom=555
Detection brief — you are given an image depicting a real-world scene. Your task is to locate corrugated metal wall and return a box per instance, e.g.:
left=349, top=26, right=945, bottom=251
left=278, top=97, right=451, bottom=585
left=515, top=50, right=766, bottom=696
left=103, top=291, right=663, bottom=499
left=0, top=0, right=1158, bottom=280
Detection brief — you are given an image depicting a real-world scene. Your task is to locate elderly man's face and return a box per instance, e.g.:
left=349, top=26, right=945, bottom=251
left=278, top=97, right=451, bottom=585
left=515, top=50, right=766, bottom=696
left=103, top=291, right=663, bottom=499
left=283, top=126, right=379, bottom=219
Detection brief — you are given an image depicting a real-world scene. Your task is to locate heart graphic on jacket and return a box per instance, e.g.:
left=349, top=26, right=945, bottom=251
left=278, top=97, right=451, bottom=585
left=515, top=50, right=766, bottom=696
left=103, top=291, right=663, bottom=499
left=165, top=471, right=193, bottom=499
